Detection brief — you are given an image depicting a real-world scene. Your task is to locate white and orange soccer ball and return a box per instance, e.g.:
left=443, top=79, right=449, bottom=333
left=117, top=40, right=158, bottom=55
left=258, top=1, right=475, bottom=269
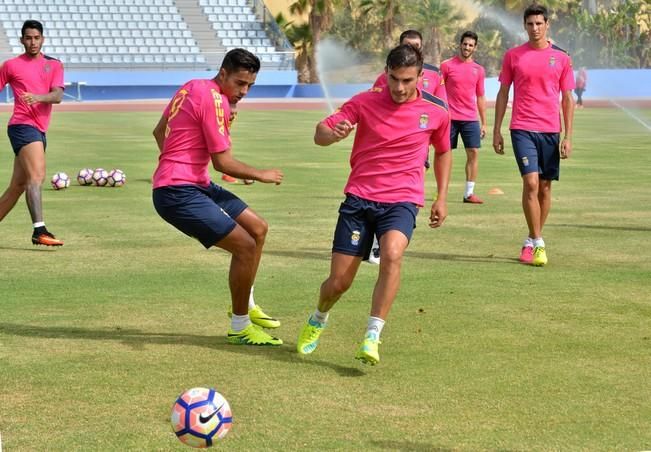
left=51, top=172, right=70, bottom=190
left=171, top=387, right=232, bottom=448
left=77, top=168, right=94, bottom=186
left=107, top=169, right=126, bottom=187
left=92, top=168, right=109, bottom=186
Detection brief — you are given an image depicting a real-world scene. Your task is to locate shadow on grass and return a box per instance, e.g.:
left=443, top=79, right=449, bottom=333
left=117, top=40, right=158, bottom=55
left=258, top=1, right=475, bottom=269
left=265, top=248, right=331, bottom=261
left=550, top=223, right=651, bottom=233
left=371, top=441, right=453, bottom=451
left=0, top=246, right=59, bottom=252
left=0, top=322, right=364, bottom=377
left=406, top=251, right=520, bottom=264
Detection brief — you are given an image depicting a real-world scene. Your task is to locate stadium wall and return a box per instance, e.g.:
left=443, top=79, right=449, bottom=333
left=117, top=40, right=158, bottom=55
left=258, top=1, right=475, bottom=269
left=1, top=69, right=650, bottom=102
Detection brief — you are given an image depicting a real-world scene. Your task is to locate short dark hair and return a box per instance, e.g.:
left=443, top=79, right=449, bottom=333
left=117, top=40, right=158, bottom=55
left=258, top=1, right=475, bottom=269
left=386, top=44, right=423, bottom=73
left=524, top=4, right=549, bottom=22
left=460, top=31, right=478, bottom=45
left=220, top=48, right=260, bottom=74
left=21, top=20, right=43, bottom=37
left=399, top=30, right=423, bottom=45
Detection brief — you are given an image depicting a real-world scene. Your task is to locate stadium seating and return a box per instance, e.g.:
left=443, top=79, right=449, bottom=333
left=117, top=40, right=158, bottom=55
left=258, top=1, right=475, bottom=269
left=0, top=0, right=290, bottom=69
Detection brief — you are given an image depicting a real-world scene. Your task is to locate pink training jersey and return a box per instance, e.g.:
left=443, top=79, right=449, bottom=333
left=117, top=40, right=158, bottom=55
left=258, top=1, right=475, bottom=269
left=373, top=63, right=447, bottom=102
left=440, top=55, right=485, bottom=121
left=152, top=79, right=232, bottom=189
left=323, top=87, right=451, bottom=207
left=0, top=53, right=64, bottom=132
left=498, top=41, right=575, bottom=133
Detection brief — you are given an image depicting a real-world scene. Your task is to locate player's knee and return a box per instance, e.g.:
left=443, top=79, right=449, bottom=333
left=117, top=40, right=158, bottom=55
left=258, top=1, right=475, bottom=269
left=328, top=275, right=353, bottom=296
left=250, top=218, right=268, bottom=243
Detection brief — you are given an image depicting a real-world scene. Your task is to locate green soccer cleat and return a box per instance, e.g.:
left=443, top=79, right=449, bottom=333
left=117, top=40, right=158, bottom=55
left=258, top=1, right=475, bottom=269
left=296, top=318, right=326, bottom=355
left=227, top=324, right=283, bottom=346
left=355, top=333, right=381, bottom=365
left=228, top=304, right=281, bottom=329
left=532, top=246, right=548, bottom=267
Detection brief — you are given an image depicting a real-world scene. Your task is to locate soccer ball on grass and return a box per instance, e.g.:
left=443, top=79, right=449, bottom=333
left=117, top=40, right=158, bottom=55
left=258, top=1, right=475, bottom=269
left=171, top=387, right=232, bottom=448
left=92, top=168, right=109, bottom=186
left=51, top=172, right=70, bottom=190
left=77, top=168, right=94, bottom=186
left=107, top=169, right=126, bottom=187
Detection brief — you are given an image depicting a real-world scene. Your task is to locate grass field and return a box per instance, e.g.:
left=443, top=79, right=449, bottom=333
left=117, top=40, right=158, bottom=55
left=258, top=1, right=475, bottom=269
left=1, top=105, right=650, bottom=451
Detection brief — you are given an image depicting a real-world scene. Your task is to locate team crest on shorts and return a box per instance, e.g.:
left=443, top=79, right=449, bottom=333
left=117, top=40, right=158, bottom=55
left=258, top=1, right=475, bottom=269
left=419, top=114, right=429, bottom=129
left=549, top=56, right=556, bottom=67
left=522, top=156, right=529, bottom=167
left=351, top=230, right=361, bottom=246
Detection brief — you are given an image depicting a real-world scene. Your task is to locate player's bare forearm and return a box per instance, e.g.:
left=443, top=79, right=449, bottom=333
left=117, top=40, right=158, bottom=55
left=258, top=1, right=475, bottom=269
left=560, top=91, right=575, bottom=159
left=22, top=88, right=63, bottom=105
left=433, top=150, right=452, bottom=203
left=212, top=150, right=283, bottom=184
left=492, top=86, right=509, bottom=154
left=152, top=115, right=167, bottom=152
left=314, top=121, right=353, bottom=146
left=477, top=95, right=487, bottom=136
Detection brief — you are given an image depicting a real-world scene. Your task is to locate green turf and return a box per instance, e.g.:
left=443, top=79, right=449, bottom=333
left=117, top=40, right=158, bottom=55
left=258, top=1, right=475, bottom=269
left=0, top=106, right=650, bottom=451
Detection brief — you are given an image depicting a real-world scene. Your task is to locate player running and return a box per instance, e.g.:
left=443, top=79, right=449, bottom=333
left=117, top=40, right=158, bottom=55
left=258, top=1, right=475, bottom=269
left=0, top=20, right=65, bottom=246
left=152, top=48, right=284, bottom=345
left=297, top=44, right=452, bottom=365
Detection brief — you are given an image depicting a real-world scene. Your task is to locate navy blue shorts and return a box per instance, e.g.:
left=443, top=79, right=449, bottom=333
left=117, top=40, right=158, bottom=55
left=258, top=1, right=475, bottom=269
left=510, top=130, right=560, bottom=180
left=153, top=182, right=248, bottom=249
left=332, top=194, right=419, bottom=259
left=7, top=124, right=47, bottom=155
left=450, top=120, right=481, bottom=149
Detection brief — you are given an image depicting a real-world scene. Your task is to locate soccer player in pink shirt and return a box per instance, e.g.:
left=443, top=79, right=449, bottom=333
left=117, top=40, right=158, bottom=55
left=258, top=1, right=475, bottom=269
left=152, top=49, right=284, bottom=346
left=0, top=20, right=65, bottom=246
left=493, top=4, right=575, bottom=266
left=440, top=30, right=487, bottom=204
left=368, top=29, right=448, bottom=265
left=297, top=44, right=452, bottom=365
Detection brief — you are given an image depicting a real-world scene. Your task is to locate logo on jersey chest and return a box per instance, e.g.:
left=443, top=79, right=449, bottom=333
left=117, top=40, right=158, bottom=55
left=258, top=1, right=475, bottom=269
left=43, top=63, right=51, bottom=73
left=549, top=56, right=556, bottom=67
left=422, top=78, right=429, bottom=88
left=419, top=114, right=429, bottom=129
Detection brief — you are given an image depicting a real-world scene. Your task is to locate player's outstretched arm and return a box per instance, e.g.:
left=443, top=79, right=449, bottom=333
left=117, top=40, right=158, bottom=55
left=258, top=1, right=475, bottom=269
left=212, top=149, right=283, bottom=185
left=492, top=84, right=510, bottom=155
left=314, top=121, right=353, bottom=146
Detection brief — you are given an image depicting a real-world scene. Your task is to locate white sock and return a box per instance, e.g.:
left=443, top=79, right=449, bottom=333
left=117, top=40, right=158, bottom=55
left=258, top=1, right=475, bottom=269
left=533, top=237, right=545, bottom=248
left=372, top=235, right=380, bottom=250
left=231, top=314, right=251, bottom=332
left=311, top=309, right=329, bottom=324
left=366, top=316, right=385, bottom=339
left=248, top=286, right=255, bottom=310
left=33, top=221, right=45, bottom=228
left=465, top=181, right=475, bottom=198
left=523, top=237, right=534, bottom=248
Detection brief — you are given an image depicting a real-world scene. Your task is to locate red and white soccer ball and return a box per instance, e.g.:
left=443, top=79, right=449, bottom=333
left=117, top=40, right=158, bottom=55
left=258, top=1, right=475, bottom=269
left=51, top=172, right=70, bottom=190
left=92, top=168, right=109, bottom=186
left=77, top=168, right=94, bottom=186
left=171, top=387, right=233, bottom=448
left=107, top=169, right=126, bottom=187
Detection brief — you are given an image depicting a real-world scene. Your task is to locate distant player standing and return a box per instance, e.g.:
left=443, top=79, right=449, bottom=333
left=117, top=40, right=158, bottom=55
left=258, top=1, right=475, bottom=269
left=0, top=20, right=64, bottom=246
left=440, top=31, right=487, bottom=204
left=493, top=4, right=575, bottom=266
left=297, top=45, right=452, bottom=365
left=152, top=48, right=284, bottom=345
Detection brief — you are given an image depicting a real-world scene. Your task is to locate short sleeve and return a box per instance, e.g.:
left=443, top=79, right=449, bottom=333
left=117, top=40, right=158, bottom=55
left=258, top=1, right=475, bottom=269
left=476, top=65, right=486, bottom=97
left=498, top=50, right=513, bottom=87
left=51, top=60, right=65, bottom=89
left=0, top=61, right=10, bottom=88
left=430, top=111, right=451, bottom=154
left=559, top=57, right=575, bottom=92
left=199, top=90, right=231, bottom=153
left=322, top=94, right=361, bottom=129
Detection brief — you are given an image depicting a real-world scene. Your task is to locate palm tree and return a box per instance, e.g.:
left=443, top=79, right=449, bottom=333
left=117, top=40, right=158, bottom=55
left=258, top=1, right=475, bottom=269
left=359, top=0, right=403, bottom=48
left=276, top=12, right=313, bottom=82
left=409, top=0, right=465, bottom=65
